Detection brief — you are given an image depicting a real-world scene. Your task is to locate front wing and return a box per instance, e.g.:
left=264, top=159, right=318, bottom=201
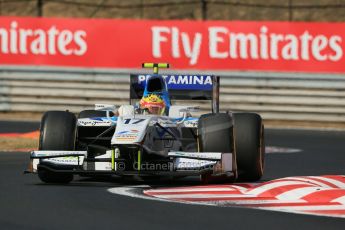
left=26, top=151, right=237, bottom=179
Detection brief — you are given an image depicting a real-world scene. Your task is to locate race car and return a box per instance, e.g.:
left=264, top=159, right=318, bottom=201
left=26, top=63, right=265, bottom=184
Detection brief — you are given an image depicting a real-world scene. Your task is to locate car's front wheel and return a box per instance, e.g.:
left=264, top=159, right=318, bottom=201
left=197, top=113, right=235, bottom=183
left=38, top=111, right=77, bottom=184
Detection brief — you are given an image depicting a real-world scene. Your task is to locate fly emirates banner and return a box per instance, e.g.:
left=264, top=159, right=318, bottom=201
left=0, top=16, right=344, bottom=73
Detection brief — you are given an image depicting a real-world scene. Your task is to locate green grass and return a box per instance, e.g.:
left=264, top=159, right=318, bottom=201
left=0, top=137, right=38, bottom=151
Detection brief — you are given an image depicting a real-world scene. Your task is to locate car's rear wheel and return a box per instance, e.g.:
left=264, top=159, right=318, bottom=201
left=38, top=111, right=77, bottom=184
left=233, top=113, right=265, bottom=181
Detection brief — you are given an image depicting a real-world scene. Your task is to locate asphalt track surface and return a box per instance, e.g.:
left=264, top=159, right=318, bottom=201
left=0, top=121, right=345, bottom=230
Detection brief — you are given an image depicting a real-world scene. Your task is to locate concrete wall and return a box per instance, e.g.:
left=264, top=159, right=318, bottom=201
left=1, top=0, right=345, bottom=22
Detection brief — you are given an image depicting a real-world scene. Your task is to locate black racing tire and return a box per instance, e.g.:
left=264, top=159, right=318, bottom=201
left=198, top=113, right=234, bottom=183
left=38, top=111, right=77, bottom=184
left=198, top=113, right=233, bottom=153
left=78, top=110, right=114, bottom=119
left=233, top=113, right=265, bottom=181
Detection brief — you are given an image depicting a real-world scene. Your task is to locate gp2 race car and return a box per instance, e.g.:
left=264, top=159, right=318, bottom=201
left=26, top=63, right=265, bottom=184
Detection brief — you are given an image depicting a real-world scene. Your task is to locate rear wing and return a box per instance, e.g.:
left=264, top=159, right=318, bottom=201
left=130, top=74, right=220, bottom=113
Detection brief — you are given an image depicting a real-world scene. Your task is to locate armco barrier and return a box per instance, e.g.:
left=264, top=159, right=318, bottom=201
left=0, top=66, right=345, bottom=122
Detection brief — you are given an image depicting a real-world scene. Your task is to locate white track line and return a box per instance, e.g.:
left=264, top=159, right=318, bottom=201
left=246, top=181, right=313, bottom=196
left=276, top=187, right=331, bottom=201
left=148, top=193, right=256, bottom=199
left=220, top=200, right=307, bottom=205
left=274, top=177, right=333, bottom=188
left=308, top=176, right=345, bottom=188
left=332, top=195, right=345, bottom=204
left=145, top=187, right=238, bottom=193
left=108, top=186, right=172, bottom=202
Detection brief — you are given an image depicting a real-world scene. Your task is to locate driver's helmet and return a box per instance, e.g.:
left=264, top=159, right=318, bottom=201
left=139, top=93, right=166, bottom=115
